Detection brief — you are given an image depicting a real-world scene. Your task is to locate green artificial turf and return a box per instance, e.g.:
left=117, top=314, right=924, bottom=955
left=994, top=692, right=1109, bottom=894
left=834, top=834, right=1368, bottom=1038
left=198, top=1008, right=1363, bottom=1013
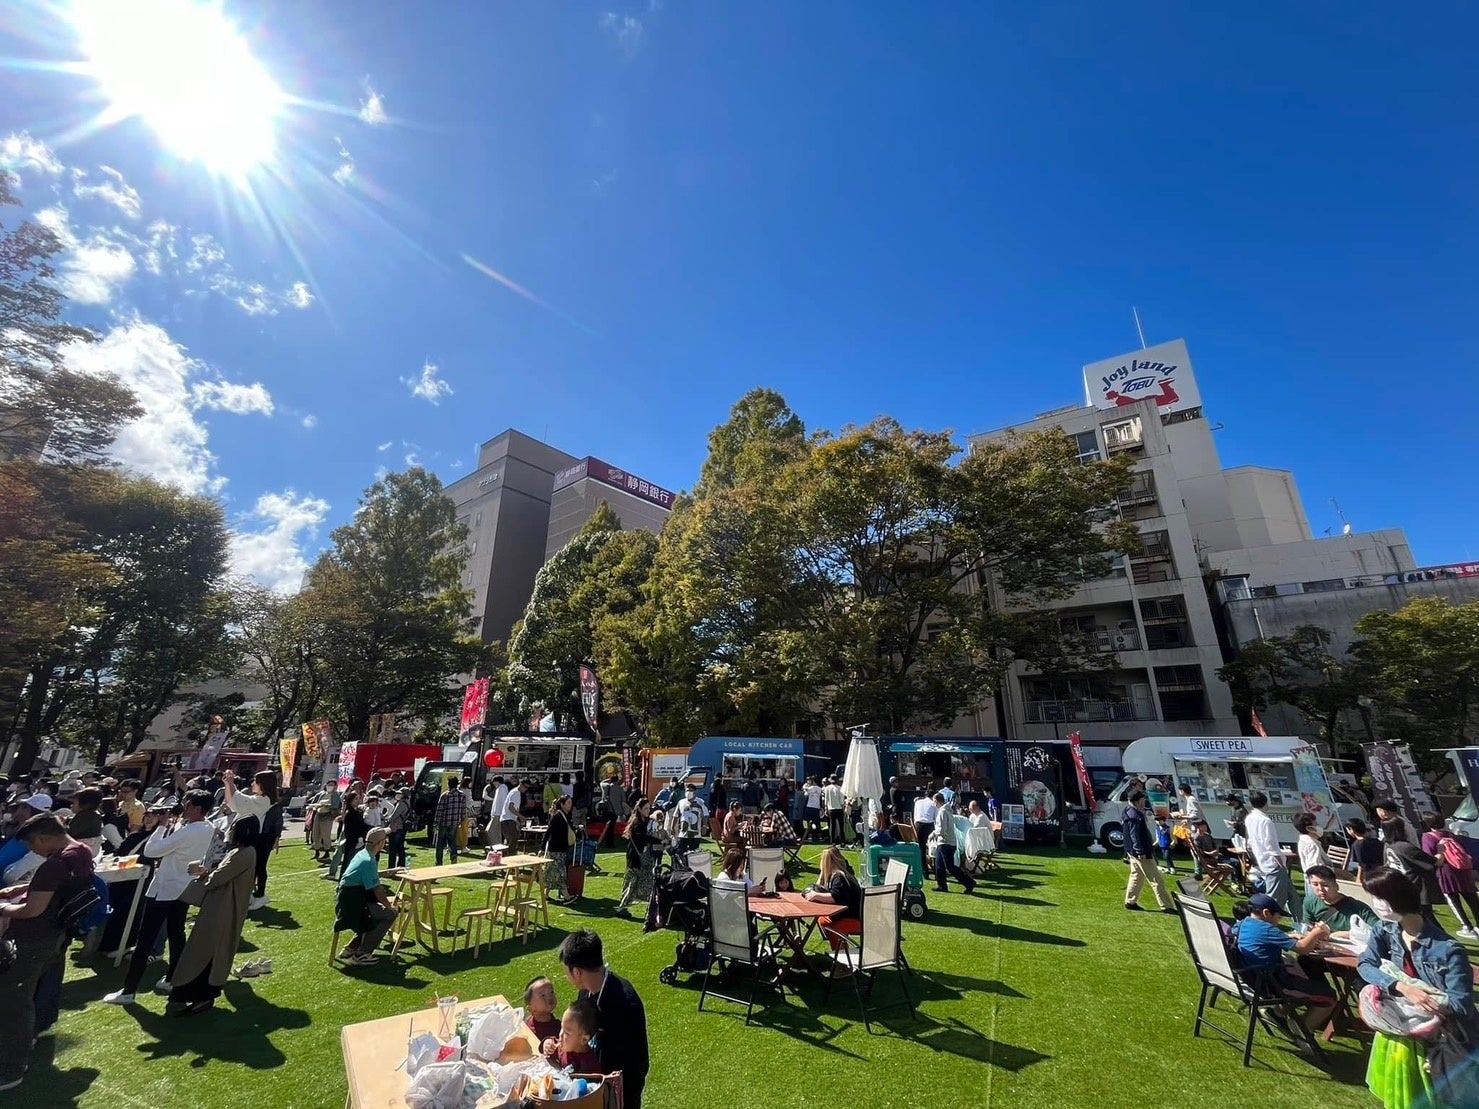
left=24, top=837, right=1383, bottom=1108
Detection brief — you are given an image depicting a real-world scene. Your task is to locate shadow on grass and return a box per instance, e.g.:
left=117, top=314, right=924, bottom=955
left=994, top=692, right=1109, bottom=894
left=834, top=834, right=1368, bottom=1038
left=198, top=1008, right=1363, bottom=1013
left=130, top=983, right=310, bottom=1069
left=984, top=894, right=1057, bottom=908
left=923, top=911, right=1087, bottom=948
left=664, top=969, right=866, bottom=1059
left=874, top=1012, right=1052, bottom=1070
left=904, top=970, right=1027, bottom=1002
left=16, top=1037, right=101, bottom=1105
left=248, top=907, right=301, bottom=931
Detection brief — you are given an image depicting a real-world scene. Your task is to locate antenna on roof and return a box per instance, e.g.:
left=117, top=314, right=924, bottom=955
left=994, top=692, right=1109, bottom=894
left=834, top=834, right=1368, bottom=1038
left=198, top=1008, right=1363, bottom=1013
left=1331, top=498, right=1353, bottom=536
left=1132, top=306, right=1148, bottom=350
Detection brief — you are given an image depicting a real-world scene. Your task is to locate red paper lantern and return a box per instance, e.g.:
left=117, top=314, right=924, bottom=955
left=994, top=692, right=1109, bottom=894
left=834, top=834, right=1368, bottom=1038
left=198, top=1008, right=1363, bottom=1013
left=483, top=748, right=505, bottom=769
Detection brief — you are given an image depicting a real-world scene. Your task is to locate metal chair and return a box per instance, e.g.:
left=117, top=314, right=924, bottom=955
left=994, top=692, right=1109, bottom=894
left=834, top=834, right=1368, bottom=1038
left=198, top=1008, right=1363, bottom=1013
left=1174, top=894, right=1326, bottom=1066
left=747, top=847, right=784, bottom=891
left=822, top=883, right=915, bottom=1032
left=881, top=858, right=916, bottom=973
left=698, top=882, right=779, bottom=1024
left=685, top=851, right=714, bottom=879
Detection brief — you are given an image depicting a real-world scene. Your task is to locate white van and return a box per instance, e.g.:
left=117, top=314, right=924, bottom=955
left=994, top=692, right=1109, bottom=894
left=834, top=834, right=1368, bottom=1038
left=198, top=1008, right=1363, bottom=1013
left=1090, top=736, right=1363, bottom=850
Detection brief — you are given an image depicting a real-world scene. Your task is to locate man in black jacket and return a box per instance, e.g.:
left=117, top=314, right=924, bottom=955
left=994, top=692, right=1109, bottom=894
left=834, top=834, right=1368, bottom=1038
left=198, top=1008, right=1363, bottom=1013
left=1122, top=791, right=1174, bottom=913
left=559, top=929, right=649, bottom=1108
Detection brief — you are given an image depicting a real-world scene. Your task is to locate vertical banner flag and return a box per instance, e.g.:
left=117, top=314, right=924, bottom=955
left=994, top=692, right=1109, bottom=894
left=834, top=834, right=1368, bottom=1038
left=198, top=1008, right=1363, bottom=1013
left=621, top=746, right=633, bottom=790
left=279, top=738, right=300, bottom=783
left=1290, top=746, right=1338, bottom=830
left=1250, top=709, right=1269, bottom=737
left=301, top=720, right=322, bottom=760
left=578, top=665, right=602, bottom=737
left=1365, top=742, right=1435, bottom=833
left=459, top=679, right=490, bottom=739
left=1067, top=732, right=1096, bottom=807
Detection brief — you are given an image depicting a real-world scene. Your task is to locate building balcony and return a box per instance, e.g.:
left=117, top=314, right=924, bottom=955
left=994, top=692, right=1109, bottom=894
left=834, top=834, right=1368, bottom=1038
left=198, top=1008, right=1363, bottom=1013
left=1067, top=626, right=1140, bottom=653
left=1023, top=699, right=1155, bottom=724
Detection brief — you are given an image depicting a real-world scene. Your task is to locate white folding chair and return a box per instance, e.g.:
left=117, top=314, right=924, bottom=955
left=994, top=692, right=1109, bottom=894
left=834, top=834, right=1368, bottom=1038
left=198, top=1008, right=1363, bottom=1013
left=746, top=846, right=784, bottom=891
left=698, top=882, right=779, bottom=1024
left=686, top=851, right=714, bottom=879
left=822, top=883, right=914, bottom=1032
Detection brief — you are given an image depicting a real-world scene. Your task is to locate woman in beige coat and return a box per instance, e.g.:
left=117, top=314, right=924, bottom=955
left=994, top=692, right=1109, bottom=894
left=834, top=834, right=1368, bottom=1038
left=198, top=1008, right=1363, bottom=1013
left=167, top=816, right=258, bottom=1014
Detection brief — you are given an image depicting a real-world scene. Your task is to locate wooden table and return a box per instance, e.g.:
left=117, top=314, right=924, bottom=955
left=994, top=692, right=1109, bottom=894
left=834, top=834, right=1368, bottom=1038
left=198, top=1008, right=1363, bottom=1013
left=340, top=993, right=539, bottom=1109
left=96, top=857, right=147, bottom=968
left=387, top=856, right=548, bottom=956
left=748, top=890, right=838, bottom=971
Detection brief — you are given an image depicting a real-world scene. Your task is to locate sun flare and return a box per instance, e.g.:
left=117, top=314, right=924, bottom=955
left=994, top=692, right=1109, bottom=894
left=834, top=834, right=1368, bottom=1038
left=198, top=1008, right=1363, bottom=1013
left=71, top=0, right=284, bottom=175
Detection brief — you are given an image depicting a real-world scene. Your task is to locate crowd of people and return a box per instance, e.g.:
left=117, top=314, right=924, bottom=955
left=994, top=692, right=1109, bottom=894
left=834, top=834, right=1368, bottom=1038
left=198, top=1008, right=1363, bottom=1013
left=0, top=767, right=287, bottom=1090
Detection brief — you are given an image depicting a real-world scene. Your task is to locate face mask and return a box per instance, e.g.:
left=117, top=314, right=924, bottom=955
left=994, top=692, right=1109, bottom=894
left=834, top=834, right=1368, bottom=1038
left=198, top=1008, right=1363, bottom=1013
left=1372, top=897, right=1402, bottom=923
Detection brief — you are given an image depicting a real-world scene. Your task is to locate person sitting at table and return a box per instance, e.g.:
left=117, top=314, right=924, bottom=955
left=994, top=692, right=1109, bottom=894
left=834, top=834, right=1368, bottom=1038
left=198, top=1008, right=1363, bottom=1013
left=541, top=997, right=602, bottom=1074
left=334, top=827, right=399, bottom=965
left=1301, top=864, right=1378, bottom=936
left=721, top=801, right=744, bottom=846
left=868, top=811, right=897, bottom=847
left=804, top=846, right=862, bottom=945
left=524, top=975, right=561, bottom=1042
left=759, top=804, right=799, bottom=848
left=1231, top=892, right=1337, bottom=1033
left=966, top=800, right=991, bottom=829
left=543, top=794, right=577, bottom=905
left=714, top=846, right=764, bottom=891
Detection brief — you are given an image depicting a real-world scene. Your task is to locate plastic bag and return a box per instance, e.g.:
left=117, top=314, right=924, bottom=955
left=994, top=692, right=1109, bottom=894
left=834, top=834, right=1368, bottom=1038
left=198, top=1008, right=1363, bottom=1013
left=1348, top=915, right=1372, bottom=951
left=466, top=1004, right=525, bottom=1062
left=488, top=1055, right=558, bottom=1102
left=406, top=1061, right=467, bottom=1109
left=1358, top=984, right=1444, bottom=1040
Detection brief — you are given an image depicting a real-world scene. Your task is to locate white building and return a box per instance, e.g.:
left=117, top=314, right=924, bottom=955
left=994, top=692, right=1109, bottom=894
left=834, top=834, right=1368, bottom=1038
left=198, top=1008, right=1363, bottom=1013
left=965, top=338, right=1416, bottom=753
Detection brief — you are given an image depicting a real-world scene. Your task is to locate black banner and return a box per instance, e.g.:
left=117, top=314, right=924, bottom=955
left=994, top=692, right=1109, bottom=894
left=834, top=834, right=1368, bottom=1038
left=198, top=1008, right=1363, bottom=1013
left=1365, top=742, right=1430, bottom=833
left=578, top=664, right=601, bottom=738
left=1003, top=741, right=1065, bottom=846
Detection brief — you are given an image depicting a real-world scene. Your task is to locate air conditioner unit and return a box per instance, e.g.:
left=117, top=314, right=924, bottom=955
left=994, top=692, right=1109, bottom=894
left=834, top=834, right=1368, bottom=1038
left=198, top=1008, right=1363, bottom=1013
left=1113, top=635, right=1130, bottom=649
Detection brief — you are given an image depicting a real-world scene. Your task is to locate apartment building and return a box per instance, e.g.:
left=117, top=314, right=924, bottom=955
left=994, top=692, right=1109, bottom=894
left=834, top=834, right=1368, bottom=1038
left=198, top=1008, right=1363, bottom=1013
left=966, top=338, right=1416, bottom=751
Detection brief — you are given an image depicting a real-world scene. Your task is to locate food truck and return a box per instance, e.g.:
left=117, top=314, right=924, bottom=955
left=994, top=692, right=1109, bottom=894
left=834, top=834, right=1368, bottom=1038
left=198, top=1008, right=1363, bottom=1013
left=1090, top=736, right=1358, bottom=850
left=641, top=737, right=830, bottom=808
left=409, top=734, right=594, bottom=834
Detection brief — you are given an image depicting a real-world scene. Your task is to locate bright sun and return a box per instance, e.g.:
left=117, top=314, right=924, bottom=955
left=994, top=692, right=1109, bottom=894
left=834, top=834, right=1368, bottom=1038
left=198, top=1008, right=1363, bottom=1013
left=71, top=0, right=284, bottom=175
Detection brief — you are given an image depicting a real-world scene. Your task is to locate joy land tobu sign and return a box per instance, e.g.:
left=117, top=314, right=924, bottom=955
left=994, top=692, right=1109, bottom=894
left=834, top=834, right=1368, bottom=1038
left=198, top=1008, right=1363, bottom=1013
left=1083, top=338, right=1203, bottom=416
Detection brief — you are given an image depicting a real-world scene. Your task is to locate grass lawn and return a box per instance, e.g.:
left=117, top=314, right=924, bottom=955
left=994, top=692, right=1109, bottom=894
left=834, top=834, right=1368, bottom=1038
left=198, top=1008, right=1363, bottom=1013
left=27, top=834, right=1382, bottom=1108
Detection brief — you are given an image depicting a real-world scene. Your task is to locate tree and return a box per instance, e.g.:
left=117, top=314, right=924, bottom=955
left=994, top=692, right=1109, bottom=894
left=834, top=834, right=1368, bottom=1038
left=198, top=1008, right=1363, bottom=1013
left=1351, top=597, right=1479, bottom=768
left=0, top=178, right=140, bottom=763
left=226, top=584, right=324, bottom=746
left=11, top=470, right=232, bottom=771
left=1216, top=625, right=1364, bottom=753
left=304, top=468, right=491, bottom=741
left=605, top=394, right=1138, bottom=742
left=507, top=503, right=658, bottom=728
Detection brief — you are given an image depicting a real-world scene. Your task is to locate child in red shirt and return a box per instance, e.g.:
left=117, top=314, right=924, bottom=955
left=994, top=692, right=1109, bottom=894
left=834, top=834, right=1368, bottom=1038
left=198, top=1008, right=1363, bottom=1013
left=541, top=997, right=600, bottom=1074
left=523, top=976, right=560, bottom=1043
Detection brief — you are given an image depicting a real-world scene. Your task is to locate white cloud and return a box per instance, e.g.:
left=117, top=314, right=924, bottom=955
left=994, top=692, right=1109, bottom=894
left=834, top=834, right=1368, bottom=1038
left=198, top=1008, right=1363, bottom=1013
left=599, top=12, right=644, bottom=55
left=140, top=221, right=177, bottom=275
left=62, top=319, right=222, bottom=495
left=402, top=360, right=452, bottom=404
left=376, top=440, right=393, bottom=452
left=332, top=137, right=356, bottom=185
left=0, top=131, right=63, bottom=176
left=359, top=85, right=388, bottom=125
left=35, top=206, right=137, bottom=305
left=287, top=281, right=314, bottom=310
left=187, top=232, right=227, bottom=272
left=72, top=165, right=142, bottom=218
left=229, top=490, right=331, bottom=594
left=190, top=380, right=275, bottom=416
left=301, top=414, right=318, bottom=429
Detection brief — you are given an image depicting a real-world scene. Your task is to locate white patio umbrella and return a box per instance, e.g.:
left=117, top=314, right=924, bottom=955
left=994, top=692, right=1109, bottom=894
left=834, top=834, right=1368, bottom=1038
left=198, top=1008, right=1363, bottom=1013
left=842, top=733, right=885, bottom=818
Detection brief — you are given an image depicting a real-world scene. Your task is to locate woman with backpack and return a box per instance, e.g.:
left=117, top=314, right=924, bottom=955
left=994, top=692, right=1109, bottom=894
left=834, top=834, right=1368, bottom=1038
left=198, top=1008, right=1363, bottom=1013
left=1423, top=811, right=1479, bottom=940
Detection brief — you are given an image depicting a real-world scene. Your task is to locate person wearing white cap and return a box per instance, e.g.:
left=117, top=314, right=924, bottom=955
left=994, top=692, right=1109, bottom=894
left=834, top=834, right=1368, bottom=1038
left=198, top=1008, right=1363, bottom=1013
left=0, top=794, right=55, bottom=887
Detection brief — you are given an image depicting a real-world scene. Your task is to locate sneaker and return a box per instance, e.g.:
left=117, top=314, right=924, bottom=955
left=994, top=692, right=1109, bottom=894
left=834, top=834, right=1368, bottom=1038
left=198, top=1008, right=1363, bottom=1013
left=234, top=963, right=261, bottom=979
left=248, top=895, right=268, bottom=911
left=352, top=952, right=381, bottom=965
left=1125, top=903, right=1144, bottom=911
left=0, top=1076, right=22, bottom=1093
left=153, top=978, right=172, bottom=994
left=103, top=990, right=137, bottom=1005
left=336, top=945, right=362, bottom=962
left=255, top=959, right=273, bottom=975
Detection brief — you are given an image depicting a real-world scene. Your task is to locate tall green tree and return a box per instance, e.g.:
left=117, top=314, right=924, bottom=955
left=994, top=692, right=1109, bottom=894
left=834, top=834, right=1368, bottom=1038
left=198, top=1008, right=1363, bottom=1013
left=304, top=468, right=490, bottom=741
left=605, top=394, right=1137, bottom=742
left=12, top=470, right=232, bottom=770
left=507, top=502, right=658, bottom=728
left=1215, top=624, right=1364, bottom=754
left=0, top=178, right=141, bottom=764
left=1351, top=597, right=1479, bottom=768
left=226, top=584, right=325, bottom=746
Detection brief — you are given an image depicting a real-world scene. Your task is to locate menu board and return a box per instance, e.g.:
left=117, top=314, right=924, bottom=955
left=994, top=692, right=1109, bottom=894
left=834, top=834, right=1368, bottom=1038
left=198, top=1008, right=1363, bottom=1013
left=1001, top=804, right=1026, bottom=842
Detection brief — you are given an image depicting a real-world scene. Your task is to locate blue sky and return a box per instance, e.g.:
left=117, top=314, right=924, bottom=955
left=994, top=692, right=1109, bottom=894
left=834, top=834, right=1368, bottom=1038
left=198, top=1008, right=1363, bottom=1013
left=2, top=2, right=1475, bottom=589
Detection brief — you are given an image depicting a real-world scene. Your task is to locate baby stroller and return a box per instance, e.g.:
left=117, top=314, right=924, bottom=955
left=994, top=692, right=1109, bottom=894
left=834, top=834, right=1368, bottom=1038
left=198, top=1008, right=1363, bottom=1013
left=647, top=860, right=712, bottom=985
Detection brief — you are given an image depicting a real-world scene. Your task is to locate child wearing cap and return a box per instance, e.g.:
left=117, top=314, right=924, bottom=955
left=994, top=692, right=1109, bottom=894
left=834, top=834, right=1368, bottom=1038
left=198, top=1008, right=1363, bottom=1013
left=1232, top=893, right=1337, bottom=1031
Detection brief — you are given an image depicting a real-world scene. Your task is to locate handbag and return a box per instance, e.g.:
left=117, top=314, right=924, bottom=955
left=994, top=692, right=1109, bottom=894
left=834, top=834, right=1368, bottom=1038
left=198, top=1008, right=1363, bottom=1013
left=177, top=877, right=209, bottom=907
left=1427, top=1018, right=1479, bottom=1104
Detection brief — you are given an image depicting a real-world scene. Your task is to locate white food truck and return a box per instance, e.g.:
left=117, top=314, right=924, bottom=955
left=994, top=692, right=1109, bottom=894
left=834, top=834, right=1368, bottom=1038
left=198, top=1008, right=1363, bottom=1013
left=1090, top=736, right=1361, bottom=850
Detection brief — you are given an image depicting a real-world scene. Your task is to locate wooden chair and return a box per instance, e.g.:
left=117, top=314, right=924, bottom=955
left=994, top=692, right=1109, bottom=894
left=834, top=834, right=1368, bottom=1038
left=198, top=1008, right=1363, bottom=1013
left=1173, top=894, right=1327, bottom=1066
left=822, top=883, right=915, bottom=1033
left=1325, top=844, right=1351, bottom=873
left=458, top=906, right=497, bottom=957
left=427, top=887, right=455, bottom=933
left=1192, top=844, right=1237, bottom=897
left=698, top=882, right=781, bottom=1025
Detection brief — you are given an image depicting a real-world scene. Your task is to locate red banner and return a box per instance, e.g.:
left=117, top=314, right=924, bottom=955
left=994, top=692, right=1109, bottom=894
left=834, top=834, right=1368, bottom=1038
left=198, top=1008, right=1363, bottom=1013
left=460, top=679, right=490, bottom=737
left=1067, top=732, right=1095, bottom=808
left=1250, top=709, right=1268, bottom=737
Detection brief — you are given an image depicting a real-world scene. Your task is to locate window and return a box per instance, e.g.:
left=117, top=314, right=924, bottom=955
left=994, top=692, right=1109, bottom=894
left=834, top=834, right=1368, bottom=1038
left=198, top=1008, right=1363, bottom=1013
left=1302, top=578, right=1347, bottom=593
left=1154, top=665, right=1207, bottom=721
left=1073, top=430, right=1101, bottom=464
left=1102, top=417, right=1144, bottom=454
left=1144, top=623, right=1193, bottom=650
left=474, top=512, right=482, bottom=527
left=1138, top=596, right=1186, bottom=622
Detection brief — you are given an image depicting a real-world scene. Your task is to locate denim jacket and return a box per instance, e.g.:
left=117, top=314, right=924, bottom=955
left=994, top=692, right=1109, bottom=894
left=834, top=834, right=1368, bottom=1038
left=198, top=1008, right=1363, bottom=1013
left=1357, top=919, right=1479, bottom=1023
